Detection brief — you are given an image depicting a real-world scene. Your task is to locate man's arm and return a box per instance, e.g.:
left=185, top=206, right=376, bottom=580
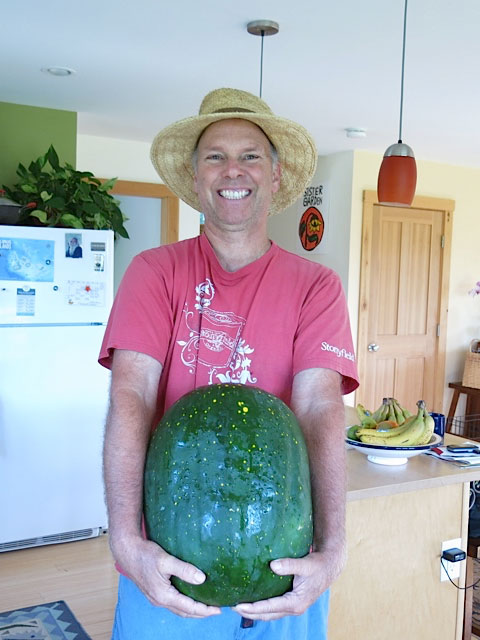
left=234, top=367, right=346, bottom=620
left=103, top=349, right=221, bottom=618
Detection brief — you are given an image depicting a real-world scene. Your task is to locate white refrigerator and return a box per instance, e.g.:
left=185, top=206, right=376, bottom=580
left=0, top=225, right=113, bottom=551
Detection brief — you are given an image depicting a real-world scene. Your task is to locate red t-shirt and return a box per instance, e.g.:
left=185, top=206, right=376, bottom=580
left=99, top=233, right=358, bottom=423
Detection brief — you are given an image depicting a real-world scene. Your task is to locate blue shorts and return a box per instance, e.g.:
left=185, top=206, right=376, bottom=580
left=112, top=575, right=330, bottom=640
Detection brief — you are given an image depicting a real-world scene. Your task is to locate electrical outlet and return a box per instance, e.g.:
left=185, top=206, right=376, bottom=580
left=440, top=538, right=462, bottom=582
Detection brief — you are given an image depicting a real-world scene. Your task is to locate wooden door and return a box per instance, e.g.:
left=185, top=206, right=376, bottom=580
left=108, top=180, right=179, bottom=246
left=357, top=191, right=454, bottom=414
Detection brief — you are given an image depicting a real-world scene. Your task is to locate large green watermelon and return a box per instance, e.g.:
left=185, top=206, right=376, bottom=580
left=143, top=383, right=313, bottom=606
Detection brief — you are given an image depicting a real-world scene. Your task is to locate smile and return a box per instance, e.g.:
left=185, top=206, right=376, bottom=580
left=218, top=189, right=251, bottom=200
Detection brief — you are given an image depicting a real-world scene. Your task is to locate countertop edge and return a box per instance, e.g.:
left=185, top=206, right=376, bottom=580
left=345, top=434, right=480, bottom=502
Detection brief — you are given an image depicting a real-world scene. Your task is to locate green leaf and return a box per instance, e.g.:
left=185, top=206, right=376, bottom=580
left=82, top=202, right=100, bottom=214
left=47, top=196, right=66, bottom=209
left=28, top=160, right=41, bottom=178
left=21, top=184, right=37, bottom=193
left=36, top=154, right=48, bottom=170
left=16, top=163, right=28, bottom=178
left=92, top=192, right=106, bottom=207
left=98, top=177, right=117, bottom=192
left=93, top=212, right=108, bottom=227
left=117, top=224, right=130, bottom=239
left=72, top=168, right=94, bottom=179
left=60, top=213, right=84, bottom=229
left=47, top=145, right=60, bottom=171
left=40, top=191, right=53, bottom=202
left=77, top=181, right=90, bottom=197
left=30, top=209, right=48, bottom=223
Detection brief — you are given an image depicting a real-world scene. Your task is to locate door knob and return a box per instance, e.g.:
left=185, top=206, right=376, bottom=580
left=368, top=343, right=380, bottom=352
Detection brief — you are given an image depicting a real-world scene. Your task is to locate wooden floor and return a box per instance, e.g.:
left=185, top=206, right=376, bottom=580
left=0, top=534, right=118, bottom=640
left=3, top=537, right=480, bottom=640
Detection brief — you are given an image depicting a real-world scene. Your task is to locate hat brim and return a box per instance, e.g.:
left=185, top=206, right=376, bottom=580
left=150, top=112, right=317, bottom=215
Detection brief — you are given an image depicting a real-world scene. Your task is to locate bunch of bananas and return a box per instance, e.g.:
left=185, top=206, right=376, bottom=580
left=347, top=397, right=435, bottom=447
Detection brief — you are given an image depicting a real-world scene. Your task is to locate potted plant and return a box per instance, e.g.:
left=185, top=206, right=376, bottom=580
left=2, top=145, right=129, bottom=238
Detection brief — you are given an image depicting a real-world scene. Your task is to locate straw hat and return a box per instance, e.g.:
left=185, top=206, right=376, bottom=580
left=150, top=88, right=317, bottom=215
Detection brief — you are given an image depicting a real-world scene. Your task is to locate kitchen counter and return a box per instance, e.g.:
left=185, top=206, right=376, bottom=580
left=346, top=433, right=480, bottom=501
left=329, top=433, right=480, bottom=640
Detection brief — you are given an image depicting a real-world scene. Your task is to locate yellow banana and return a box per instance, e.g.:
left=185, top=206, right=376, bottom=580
left=358, top=432, right=396, bottom=445
left=372, top=398, right=389, bottom=423
left=391, top=398, right=406, bottom=425
left=386, top=398, right=397, bottom=423
left=383, top=401, right=427, bottom=446
left=356, top=403, right=370, bottom=421
left=416, top=403, right=435, bottom=445
left=376, top=400, right=389, bottom=423
left=347, top=425, right=361, bottom=441
left=356, top=413, right=416, bottom=441
left=358, top=402, right=426, bottom=446
left=356, top=404, right=377, bottom=428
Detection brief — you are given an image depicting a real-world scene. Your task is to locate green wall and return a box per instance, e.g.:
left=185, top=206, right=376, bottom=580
left=0, top=102, right=77, bottom=189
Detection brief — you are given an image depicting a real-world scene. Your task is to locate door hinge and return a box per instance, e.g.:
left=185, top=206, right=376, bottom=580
left=436, top=324, right=441, bottom=337
left=441, top=235, right=445, bottom=249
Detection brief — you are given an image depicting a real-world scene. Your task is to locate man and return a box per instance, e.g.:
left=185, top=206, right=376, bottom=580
left=66, top=235, right=82, bottom=258
left=99, top=87, right=359, bottom=639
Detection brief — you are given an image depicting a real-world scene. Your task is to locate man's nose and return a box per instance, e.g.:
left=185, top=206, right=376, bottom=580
left=223, top=159, right=243, bottom=179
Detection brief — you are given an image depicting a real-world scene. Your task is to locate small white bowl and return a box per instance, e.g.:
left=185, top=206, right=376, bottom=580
left=345, top=427, right=442, bottom=466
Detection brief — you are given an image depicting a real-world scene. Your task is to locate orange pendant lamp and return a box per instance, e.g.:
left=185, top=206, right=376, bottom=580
left=377, top=0, right=417, bottom=207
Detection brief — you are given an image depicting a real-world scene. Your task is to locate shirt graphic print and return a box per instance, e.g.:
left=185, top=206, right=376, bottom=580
left=177, top=278, right=257, bottom=385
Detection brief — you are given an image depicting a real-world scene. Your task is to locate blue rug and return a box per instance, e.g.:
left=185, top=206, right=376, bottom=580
left=474, top=559, right=480, bottom=633
left=0, top=600, right=91, bottom=640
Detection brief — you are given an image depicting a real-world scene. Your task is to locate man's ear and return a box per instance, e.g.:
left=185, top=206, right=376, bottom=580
left=271, top=163, right=282, bottom=194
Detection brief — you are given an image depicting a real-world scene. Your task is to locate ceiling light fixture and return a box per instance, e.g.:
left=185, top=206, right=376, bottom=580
left=41, top=66, right=76, bottom=77
left=247, top=20, right=279, bottom=98
left=377, top=0, right=417, bottom=207
left=345, top=127, right=367, bottom=138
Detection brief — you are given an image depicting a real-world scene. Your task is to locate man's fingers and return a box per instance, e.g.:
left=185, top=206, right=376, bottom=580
left=147, top=577, right=221, bottom=618
left=270, top=556, right=311, bottom=576
left=164, top=590, right=221, bottom=618
left=234, top=592, right=301, bottom=620
left=158, top=553, right=206, bottom=585
left=175, top=561, right=206, bottom=585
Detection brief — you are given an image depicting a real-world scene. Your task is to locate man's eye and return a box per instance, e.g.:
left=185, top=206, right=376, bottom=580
left=206, top=154, right=222, bottom=161
left=244, top=154, right=260, bottom=161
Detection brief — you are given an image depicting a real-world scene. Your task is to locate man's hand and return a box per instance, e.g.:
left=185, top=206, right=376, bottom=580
left=104, top=350, right=220, bottom=618
left=115, top=535, right=222, bottom=618
left=233, top=547, right=345, bottom=621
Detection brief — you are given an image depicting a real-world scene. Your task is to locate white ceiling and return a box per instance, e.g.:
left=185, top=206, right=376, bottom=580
left=2, top=0, right=480, bottom=169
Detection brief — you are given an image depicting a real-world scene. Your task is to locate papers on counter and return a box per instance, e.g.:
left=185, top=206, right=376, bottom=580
left=425, top=442, right=480, bottom=467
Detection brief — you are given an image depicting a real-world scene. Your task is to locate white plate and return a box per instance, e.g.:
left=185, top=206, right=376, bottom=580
left=345, top=427, right=442, bottom=466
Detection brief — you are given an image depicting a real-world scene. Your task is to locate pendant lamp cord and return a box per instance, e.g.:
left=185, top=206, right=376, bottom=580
left=259, top=30, right=265, bottom=98
left=398, top=0, right=408, bottom=143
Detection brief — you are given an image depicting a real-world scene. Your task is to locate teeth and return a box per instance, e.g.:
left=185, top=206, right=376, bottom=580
left=219, top=189, right=250, bottom=200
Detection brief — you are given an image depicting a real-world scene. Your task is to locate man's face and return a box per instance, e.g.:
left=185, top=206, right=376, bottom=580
left=193, top=119, right=281, bottom=232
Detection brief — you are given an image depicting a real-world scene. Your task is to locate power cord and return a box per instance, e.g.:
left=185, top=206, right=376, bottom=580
left=441, top=550, right=480, bottom=590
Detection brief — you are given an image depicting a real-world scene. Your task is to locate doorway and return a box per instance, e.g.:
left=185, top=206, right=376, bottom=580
left=356, top=190, right=454, bottom=414
left=102, top=179, right=179, bottom=292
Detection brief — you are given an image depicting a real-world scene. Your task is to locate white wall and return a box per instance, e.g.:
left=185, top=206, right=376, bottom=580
left=76, top=134, right=199, bottom=240
left=267, top=151, right=355, bottom=405
left=268, top=151, right=354, bottom=293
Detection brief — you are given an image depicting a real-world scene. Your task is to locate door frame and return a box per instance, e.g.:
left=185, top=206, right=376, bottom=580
left=102, top=179, right=179, bottom=245
left=357, top=190, right=454, bottom=411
